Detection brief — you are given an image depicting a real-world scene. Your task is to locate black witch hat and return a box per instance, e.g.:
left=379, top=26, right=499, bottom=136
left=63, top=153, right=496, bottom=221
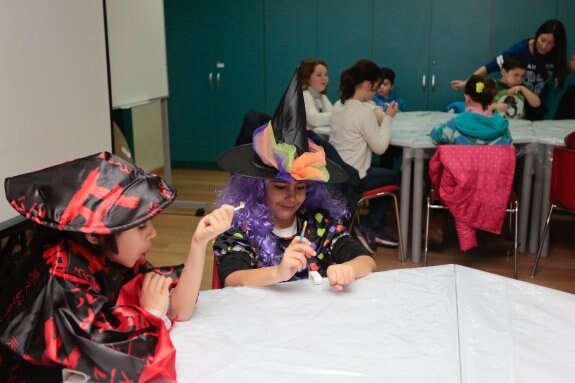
left=4, top=152, right=176, bottom=234
left=217, top=67, right=347, bottom=183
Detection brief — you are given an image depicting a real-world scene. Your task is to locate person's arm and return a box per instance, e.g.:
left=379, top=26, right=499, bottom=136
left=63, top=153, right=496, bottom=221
left=451, top=66, right=488, bottom=90
left=430, top=121, right=454, bottom=144
left=326, top=233, right=376, bottom=291
left=169, top=205, right=234, bottom=321
left=395, top=97, right=406, bottom=112
left=362, top=107, right=392, bottom=155
left=224, top=236, right=316, bottom=287
left=452, top=40, right=532, bottom=90
left=512, top=85, right=541, bottom=107
left=326, top=255, right=376, bottom=291
left=490, top=102, right=509, bottom=115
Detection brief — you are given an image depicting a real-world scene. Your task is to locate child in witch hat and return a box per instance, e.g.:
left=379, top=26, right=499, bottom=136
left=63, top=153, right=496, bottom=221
left=213, top=67, right=376, bottom=291
left=0, top=152, right=234, bottom=383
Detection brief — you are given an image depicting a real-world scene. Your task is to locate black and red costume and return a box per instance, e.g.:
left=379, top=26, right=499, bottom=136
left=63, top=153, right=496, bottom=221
left=0, top=243, right=182, bottom=382
left=0, top=152, right=181, bottom=382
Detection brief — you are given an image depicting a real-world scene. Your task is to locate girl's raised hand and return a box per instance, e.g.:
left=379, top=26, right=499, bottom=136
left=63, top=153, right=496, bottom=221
left=193, top=204, right=234, bottom=243
left=276, top=236, right=316, bottom=282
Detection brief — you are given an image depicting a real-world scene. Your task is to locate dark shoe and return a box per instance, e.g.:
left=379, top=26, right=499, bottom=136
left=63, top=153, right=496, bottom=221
left=427, top=225, right=444, bottom=246
left=375, top=226, right=399, bottom=247
left=353, top=226, right=377, bottom=254
left=426, top=212, right=446, bottom=246
left=481, top=232, right=516, bottom=251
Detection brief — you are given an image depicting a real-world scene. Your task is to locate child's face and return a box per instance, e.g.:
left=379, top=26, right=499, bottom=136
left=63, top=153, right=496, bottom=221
left=501, top=67, right=526, bottom=87
left=376, top=79, right=393, bottom=98
left=265, top=181, right=306, bottom=228
left=535, top=33, right=555, bottom=56
left=308, top=64, right=328, bottom=93
left=106, top=220, right=157, bottom=267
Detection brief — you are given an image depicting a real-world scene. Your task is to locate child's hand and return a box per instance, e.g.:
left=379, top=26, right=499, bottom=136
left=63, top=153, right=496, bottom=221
left=140, top=272, right=172, bottom=314
left=192, top=204, right=234, bottom=244
left=277, top=237, right=316, bottom=282
left=507, top=86, right=523, bottom=95
left=385, top=101, right=399, bottom=117
left=326, top=264, right=356, bottom=291
left=491, top=102, right=509, bottom=113
left=450, top=80, right=465, bottom=90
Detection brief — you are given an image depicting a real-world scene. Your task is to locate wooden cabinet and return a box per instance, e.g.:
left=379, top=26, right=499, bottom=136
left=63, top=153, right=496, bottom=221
left=165, top=0, right=265, bottom=166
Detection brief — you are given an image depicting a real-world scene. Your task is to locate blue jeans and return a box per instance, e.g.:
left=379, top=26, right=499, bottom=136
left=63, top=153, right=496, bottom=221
left=359, top=166, right=401, bottom=231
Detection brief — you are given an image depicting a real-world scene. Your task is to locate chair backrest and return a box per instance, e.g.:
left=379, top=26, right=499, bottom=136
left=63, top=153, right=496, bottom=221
left=550, top=146, right=575, bottom=211
left=236, top=109, right=271, bottom=146
left=555, top=85, right=575, bottom=120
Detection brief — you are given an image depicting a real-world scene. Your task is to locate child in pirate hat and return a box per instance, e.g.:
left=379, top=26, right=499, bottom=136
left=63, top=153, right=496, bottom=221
left=214, top=67, right=376, bottom=291
left=0, top=152, right=234, bottom=383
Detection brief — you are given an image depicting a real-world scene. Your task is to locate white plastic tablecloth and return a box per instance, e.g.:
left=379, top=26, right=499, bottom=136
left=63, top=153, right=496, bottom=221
left=171, top=265, right=575, bottom=382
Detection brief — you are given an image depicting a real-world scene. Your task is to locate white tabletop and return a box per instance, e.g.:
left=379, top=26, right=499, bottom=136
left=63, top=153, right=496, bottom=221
left=390, top=111, right=538, bottom=148
left=171, top=265, right=575, bottom=382
left=313, top=112, right=548, bottom=148
left=532, top=119, right=575, bottom=145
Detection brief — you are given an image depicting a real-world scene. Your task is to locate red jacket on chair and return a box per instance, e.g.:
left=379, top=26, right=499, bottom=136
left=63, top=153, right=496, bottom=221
left=429, top=145, right=516, bottom=251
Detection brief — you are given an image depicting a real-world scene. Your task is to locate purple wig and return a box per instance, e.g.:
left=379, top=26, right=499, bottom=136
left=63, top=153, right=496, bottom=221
left=215, top=175, right=349, bottom=265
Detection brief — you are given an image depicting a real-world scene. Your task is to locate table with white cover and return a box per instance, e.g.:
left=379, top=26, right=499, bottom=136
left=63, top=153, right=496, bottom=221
left=171, top=265, right=575, bottom=383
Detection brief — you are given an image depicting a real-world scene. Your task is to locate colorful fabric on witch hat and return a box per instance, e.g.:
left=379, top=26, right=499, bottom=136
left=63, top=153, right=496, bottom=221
left=252, top=122, right=329, bottom=182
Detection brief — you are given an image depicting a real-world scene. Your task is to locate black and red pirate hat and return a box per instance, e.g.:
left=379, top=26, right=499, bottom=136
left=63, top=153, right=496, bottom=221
left=4, top=151, right=176, bottom=234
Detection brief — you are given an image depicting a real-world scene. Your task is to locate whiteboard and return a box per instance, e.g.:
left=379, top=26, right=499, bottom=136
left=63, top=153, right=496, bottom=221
left=106, top=0, right=169, bottom=109
left=0, top=0, right=111, bottom=229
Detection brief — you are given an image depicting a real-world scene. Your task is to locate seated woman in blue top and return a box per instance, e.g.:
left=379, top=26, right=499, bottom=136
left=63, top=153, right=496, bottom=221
left=213, top=68, right=376, bottom=291
left=431, top=75, right=512, bottom=145
left=451, top=19, right=568, bottom=120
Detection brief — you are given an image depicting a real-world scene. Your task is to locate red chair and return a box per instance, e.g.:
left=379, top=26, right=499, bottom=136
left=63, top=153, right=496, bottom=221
left=530, top=146, right=575, bottom=277
left=348, top=185, right=405, bottom=262
left=212, top=257, right=223, bottom=289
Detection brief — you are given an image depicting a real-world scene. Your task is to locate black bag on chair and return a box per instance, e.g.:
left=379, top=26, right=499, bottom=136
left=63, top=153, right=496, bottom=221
left=236, top=109, right=272, bottom=146
left=555, top=85, right=575, bottom=120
